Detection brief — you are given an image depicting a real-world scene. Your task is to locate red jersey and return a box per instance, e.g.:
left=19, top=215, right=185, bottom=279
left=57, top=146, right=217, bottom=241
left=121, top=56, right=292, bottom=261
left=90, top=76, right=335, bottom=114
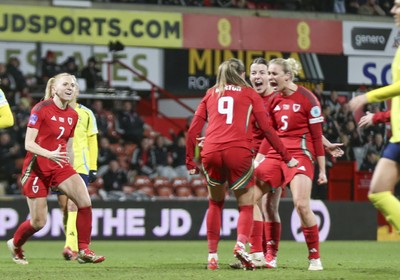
left=186, top=85, right=291, bottom=170
left=252, top=94, right=273, bottom=154
left=261, top=86, right=324, bottom=160
left=22, top=99, right=78, bottom=174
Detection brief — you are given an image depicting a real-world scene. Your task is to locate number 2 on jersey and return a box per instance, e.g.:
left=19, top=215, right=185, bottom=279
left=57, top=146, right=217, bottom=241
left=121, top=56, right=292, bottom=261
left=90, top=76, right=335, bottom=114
left=218, top=96, right=233, bottom=124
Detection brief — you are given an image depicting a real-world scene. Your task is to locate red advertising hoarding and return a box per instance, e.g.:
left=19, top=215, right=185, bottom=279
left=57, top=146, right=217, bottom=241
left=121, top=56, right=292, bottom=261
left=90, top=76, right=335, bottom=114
left=183, top=14, right=342, bottom=54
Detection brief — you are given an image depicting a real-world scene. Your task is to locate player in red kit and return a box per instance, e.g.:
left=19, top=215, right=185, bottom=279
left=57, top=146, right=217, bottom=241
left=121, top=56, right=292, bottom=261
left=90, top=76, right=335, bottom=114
left=186, top=58, right=298, bottom=270
left=254, top=58, right=326, bottom=271
left=7, top=73, right=105, bottom=265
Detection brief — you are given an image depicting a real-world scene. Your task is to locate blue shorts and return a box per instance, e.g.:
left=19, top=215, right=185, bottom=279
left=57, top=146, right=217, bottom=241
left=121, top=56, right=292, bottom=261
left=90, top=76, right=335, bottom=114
left=52, top=173, right=89, bottom=195
left=381, top=142, right=400, bottom=164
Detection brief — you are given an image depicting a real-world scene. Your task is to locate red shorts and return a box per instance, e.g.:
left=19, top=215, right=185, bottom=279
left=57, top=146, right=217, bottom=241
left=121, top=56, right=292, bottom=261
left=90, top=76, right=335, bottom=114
left=201, top=147, right=254, bottom=190
left=255, top=155, right=315, bottom=189
left=254, top=157, right=284, bottom=188
left=22, top=165, right=77, bottom=198
left=281, top=155, right=315, bottom=187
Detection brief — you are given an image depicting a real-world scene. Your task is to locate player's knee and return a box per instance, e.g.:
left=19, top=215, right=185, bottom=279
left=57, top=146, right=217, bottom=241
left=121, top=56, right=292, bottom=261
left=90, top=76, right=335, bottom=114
left=31, top=217, right=47, bottom=230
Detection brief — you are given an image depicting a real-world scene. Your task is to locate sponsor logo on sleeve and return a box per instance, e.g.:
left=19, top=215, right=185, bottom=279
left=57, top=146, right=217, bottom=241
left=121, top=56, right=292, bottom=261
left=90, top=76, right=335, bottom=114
left=29, top=114, right=38, bottom=125
left=310, top=106, right=321, bottom=117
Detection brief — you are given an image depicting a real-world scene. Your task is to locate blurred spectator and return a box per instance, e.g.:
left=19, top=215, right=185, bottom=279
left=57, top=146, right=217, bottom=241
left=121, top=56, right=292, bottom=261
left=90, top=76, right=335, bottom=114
left=322, top=106, right=340, bottom=143
left=131, top=137, right=157, bottom=177
left=343, top=119, right=363, bottom=147
left=13, top=97, right=31, bottom=145
left=0, top=62, right=14, bottom=94
left=153, top=135, right=178, bottom=180
left=91, top=100, right=110, bottom=137
left=380, top=0, right=392, bottom=15
left=80, top=56, right=103, bottom=90
left=358, top=0, right=386, bottom=15
left=337, top=133, right=355, bottom=161
left=359, top=149, right=379, bottom=172
left=369, top=132, right=385, bottom=154
left=0, top=131, right=23, bottom=193
left=102, top=160, right=129, bottom=192
left=39, top=50, right=62, bottom=85
left=171, top=135, right=190, bottom=180
left=115, top=101, right=144, bottom=145
left=61, top=56, right=79, bottom=77
left=97, top=136, right=118, bottom=175
left=347, top=0, right=361, bottom=13
left=335, top=103, right=353, bottom=125
left=325, top=90, right=342, bottom=115
left=6, top=57, right=28, bottom=93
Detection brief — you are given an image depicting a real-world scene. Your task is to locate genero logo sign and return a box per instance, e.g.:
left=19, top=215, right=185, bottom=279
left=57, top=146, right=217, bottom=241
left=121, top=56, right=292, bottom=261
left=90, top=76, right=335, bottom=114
left=343, top=21, right=396, bottom=56
left=351, top=27, right=391, bottom=51
left=0, top=4, right=182, bottom=48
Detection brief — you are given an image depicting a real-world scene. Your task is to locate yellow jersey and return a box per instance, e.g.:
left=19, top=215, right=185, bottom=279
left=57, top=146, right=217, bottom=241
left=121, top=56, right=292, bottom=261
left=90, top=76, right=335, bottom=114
left=0, top=88, right=14, bottom=128
left=367, top=47, right=400, bottom=143
left=73, top=103, right=98, bottom=175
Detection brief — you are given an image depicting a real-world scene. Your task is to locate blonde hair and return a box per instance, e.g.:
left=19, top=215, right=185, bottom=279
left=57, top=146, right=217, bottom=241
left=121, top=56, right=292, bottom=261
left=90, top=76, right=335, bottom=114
left=44, top=73, right=79, bottom=102
left=269, top=58, right=301, bottom=82
left=214, top=58, right=251, bottom=97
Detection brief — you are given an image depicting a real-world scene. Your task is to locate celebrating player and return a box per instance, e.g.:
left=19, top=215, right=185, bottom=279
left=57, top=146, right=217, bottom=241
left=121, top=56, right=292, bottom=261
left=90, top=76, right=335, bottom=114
left=53, top=78, right=99, bottom=261
left=254, top=58, right=326, bottom=271
left=186, top=58, right=298, bottom=270
left=7, top=73, right=105, bottom=265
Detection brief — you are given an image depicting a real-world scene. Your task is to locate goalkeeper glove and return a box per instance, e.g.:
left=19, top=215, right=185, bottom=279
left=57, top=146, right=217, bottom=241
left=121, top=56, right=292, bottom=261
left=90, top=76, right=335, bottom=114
left=89, top=170, right=97, bottom=183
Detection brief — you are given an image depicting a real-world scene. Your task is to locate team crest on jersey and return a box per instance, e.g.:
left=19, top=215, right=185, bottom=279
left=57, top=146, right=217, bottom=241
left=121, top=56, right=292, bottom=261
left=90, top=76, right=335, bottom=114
left=32, top=185, right=39, bottom=193
left=310, top=106, right=321, bottom=117
left=293, top=104, right=301, bottom=112
left=29, top=114, right=38, bottom=125
left=68, top=117, right=73, bottom=125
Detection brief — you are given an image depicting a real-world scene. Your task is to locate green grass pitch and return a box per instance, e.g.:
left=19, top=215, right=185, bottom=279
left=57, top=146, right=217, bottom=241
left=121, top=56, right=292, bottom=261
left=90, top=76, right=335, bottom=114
left=1, top=240, right=399, bottom=279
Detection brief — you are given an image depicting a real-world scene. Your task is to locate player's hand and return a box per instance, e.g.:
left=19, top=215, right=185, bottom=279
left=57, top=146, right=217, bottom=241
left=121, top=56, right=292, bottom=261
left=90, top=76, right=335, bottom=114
left=196, top=136, right=205, bottom=148
left=287, top=157, right=298, bottom=168
left=325, top=143, right=344, bottom=158
left=358, top=111, right=374, bottom=128
left=348, top=94, right=368, bottom=112
left=89, top=170, right=98, bottom=183
left=317, top=172, right=328, bottom=185
left=48, top=144, right=69, bottom=167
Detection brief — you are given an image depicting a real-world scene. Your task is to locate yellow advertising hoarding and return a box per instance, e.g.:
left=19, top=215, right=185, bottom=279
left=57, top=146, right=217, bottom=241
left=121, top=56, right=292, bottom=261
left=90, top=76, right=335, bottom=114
left=0, top=4, right=182, bottom=48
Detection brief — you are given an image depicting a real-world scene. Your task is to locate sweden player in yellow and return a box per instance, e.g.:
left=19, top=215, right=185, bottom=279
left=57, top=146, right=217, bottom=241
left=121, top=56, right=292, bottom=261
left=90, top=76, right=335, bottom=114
left=0, top=88, right=14, bottom=128
left=349, top=0, right=400, bottom=232
left=57, top=80, right=99, bottom=260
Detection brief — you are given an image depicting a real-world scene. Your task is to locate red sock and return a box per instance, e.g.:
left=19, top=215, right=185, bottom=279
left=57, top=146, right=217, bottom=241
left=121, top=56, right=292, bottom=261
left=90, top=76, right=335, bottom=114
left=302, top=224, right=320, bottom=259
left=77, top=206, right=92, bottom=250
left=13, top=220, right=38, bottom=247
left=237, top=205, right=253, bottom=245
left=207, top=199, right=224, bottom=253
left=264, top=222, right=281, bottom=257
left=249, top=220, right=263, bottom=253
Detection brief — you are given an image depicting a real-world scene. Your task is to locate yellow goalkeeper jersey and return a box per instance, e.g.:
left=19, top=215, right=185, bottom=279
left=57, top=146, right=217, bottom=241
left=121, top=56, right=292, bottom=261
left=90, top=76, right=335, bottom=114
left=367, top=47, right=400, bottom=143
left=73, top=103, right=98, bottom=175
left=0, top=88, right=14, bottom=128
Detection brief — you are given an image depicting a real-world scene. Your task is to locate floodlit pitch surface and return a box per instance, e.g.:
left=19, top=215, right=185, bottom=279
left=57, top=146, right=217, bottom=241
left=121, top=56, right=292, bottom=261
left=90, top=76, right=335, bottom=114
left=1, top=240, right=399, bottom=279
